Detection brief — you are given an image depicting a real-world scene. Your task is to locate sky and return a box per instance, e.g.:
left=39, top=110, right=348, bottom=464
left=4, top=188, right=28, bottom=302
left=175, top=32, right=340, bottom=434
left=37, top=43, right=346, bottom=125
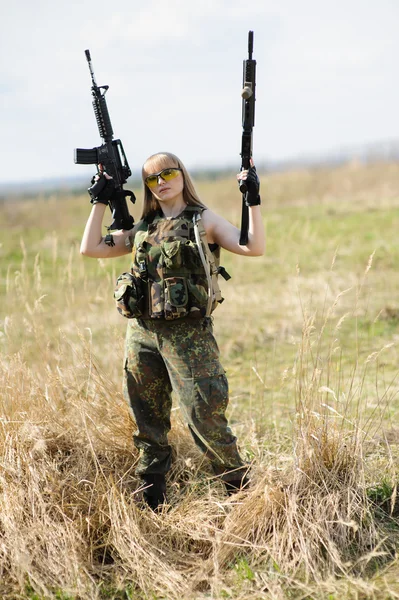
left=1, top=0, right=398, bottom=185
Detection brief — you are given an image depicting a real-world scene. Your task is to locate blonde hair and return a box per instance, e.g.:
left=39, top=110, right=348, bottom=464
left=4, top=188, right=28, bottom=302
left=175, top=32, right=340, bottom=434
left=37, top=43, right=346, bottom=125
left=141, top=152, right=206, bottom=219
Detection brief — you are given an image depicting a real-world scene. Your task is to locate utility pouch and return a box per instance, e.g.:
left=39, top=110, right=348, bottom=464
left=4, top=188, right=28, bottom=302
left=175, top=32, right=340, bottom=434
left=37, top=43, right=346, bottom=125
left=186, top=278, right=209, bottom=311
left=114, top=272, right=144, bottom=318
left=164, top=277, right=189, bottom=320
left=161, top=240, right=183, bottom=272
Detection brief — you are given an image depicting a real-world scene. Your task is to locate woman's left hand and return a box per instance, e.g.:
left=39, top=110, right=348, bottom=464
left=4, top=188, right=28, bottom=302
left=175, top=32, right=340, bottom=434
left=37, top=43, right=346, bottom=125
left=237, top=164, right=261, bottom=206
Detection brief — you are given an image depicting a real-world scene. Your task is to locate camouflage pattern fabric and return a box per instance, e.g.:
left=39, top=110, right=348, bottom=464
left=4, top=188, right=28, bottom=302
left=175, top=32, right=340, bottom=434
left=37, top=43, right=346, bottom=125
left=123, top=316, right=247, bottom=483
left=130, top=207, right=221, bottom=319
left=113, top=272, right=144, bottom=318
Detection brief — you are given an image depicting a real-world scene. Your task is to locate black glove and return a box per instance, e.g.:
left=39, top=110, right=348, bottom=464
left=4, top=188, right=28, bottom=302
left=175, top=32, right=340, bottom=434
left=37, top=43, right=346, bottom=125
left=88, top=173, right=117, bottom=205
left=244, top=166, right=261, bottom=207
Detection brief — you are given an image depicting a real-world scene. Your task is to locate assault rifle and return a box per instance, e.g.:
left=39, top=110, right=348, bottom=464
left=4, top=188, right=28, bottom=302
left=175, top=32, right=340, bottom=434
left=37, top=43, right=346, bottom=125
left=74, top=50, right=135, bottom=231
left=239, top=31, right=256, bottom=245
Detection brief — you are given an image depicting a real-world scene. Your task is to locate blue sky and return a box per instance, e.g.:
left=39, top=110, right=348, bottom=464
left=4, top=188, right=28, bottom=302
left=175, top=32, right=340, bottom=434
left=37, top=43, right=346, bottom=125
left=1, top=0, right=398, bottom=184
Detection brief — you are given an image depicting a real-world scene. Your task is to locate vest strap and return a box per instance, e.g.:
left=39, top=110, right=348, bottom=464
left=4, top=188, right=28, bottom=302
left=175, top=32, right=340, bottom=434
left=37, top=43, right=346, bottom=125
left=192, top=214, right=223, bottom=317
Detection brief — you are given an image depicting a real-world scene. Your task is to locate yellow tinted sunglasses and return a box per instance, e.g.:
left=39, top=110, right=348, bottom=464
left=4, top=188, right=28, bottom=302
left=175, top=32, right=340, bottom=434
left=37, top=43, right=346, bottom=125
left=145, top=167, right=182, bottom=189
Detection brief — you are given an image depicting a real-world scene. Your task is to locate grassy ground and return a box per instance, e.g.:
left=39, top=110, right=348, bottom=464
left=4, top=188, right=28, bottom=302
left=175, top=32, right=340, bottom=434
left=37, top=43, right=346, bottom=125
left=1, top=161, right=399, bottom=598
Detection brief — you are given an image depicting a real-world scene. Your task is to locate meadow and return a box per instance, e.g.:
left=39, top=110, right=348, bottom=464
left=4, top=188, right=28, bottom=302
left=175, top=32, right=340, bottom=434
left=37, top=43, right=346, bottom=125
left=1, top=160, right=399, bottom=599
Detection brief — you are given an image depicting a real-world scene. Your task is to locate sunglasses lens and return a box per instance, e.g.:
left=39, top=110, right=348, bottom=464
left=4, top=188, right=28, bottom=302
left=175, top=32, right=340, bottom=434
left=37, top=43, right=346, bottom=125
left=145, top=175, right=158, bottom=188
left=145, top=168, right=181, bottom=188
left=161, top=168, right=180, bottom=181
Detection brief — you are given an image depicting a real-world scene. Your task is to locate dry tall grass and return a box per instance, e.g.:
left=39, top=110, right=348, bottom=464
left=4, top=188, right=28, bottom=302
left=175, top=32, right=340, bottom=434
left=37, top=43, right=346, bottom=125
left=1, top=162, right=399, bottom=599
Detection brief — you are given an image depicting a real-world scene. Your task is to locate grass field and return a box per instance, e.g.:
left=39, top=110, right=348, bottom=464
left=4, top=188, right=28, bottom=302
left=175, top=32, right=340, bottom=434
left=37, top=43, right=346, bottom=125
left=1, top=160, right=399, bottom=599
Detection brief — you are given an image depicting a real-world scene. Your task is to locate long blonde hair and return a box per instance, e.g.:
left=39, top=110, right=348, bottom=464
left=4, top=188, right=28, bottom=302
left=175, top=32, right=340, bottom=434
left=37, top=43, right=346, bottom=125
left=141, top=152, right=206, bottom=219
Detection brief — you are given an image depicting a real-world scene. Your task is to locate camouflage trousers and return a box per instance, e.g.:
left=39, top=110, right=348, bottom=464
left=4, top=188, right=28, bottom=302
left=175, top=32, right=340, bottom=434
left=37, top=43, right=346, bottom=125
left=123, top=317, right=246, bottom=483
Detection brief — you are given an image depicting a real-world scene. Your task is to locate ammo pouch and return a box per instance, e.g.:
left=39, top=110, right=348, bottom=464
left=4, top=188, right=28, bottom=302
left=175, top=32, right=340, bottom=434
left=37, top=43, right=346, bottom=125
left=161, top=238, right=209, bottom=320
left=164, top=276, right=189, bottom=320
left=114, top=272, right=144, bottom=319
left=162, top=276, right=209, bottom=320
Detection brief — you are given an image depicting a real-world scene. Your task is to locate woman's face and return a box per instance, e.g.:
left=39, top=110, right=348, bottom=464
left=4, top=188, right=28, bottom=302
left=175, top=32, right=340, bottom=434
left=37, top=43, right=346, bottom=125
left=144, top=162, right=184, bottom=204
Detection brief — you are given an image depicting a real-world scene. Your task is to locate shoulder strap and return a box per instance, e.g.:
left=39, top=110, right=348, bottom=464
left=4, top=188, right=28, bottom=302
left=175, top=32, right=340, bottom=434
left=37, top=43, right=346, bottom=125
left=192, top=213, right=223, bottom=316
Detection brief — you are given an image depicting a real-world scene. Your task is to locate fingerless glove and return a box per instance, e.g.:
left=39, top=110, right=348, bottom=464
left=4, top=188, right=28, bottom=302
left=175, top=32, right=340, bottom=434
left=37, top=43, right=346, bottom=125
left=244, top=166, right=261, bottom=207
left=88, top=174, right=117, bottom=205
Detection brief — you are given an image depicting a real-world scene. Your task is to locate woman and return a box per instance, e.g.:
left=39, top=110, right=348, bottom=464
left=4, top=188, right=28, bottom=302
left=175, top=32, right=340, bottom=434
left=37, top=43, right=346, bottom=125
left=80, top=152, right=265, bottom=510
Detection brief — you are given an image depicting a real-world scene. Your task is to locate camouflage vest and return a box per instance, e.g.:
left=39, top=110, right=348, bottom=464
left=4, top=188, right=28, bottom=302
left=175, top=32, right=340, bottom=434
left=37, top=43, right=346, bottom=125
left=131, top=206, right=226, bottom=320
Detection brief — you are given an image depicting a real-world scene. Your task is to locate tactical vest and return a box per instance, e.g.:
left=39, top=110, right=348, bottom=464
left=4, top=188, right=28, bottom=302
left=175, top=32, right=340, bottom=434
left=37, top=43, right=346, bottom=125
left=130, top=206, right=228, bottom=320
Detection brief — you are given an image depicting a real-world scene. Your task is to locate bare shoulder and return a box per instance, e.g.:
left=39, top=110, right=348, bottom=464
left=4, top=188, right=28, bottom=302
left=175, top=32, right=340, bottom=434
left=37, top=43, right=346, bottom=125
left=200, top=207, right=252, bottom=254
left=200, top=208, right=224, bottom=244
left=201, top=208, right=217, bottom=223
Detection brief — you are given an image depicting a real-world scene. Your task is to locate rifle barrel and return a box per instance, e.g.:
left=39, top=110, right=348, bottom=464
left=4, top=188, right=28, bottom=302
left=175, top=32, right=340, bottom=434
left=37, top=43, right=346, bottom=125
left=248, top=31, right=253, bottom=60
left=84, top=48, right=97, bottom=88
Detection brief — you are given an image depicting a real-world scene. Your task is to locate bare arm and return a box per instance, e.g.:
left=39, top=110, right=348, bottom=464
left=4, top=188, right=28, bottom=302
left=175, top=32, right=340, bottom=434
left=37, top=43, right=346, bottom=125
left=80, top=203, right=134, bottom=258
left=202, top=206, right=265, bottom=256
left=201, top=163, right=265, bottom=256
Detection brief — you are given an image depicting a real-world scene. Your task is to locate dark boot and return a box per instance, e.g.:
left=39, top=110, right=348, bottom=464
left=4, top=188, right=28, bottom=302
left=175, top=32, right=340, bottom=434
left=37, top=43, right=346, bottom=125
left=140, top=474, right=167, bottom=511
left=224, top=476, right=250, bottom=496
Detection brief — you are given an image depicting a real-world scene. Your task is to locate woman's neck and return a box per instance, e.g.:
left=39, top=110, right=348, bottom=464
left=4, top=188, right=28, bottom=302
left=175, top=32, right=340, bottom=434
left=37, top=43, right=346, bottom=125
left=160, top=199, right=187, bottom=219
